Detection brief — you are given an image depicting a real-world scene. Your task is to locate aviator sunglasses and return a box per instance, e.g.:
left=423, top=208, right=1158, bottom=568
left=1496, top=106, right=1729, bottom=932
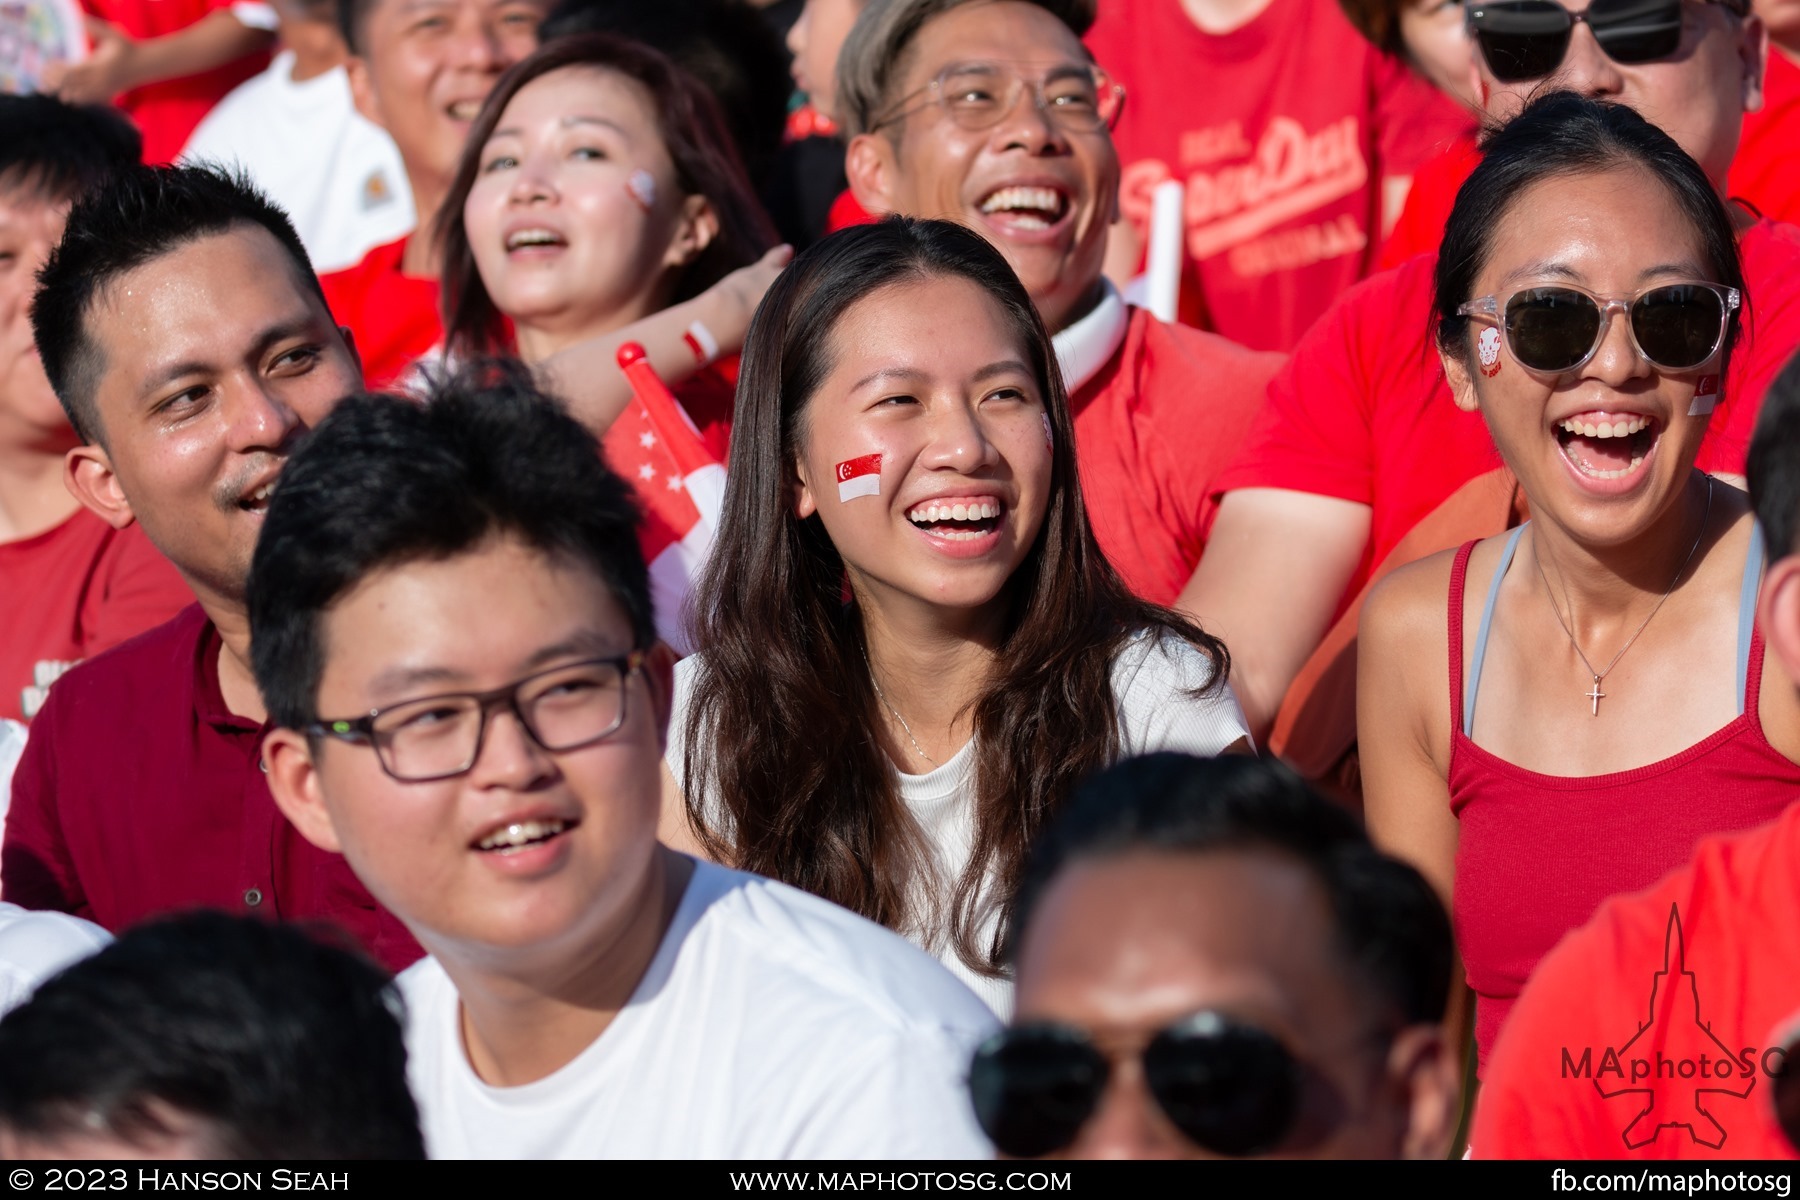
left=1466, top=0, right=1748, bottom=84
left=1456, top=281, right=1739, bottom=374
left=967, top=1013, right=1305, bottom=1158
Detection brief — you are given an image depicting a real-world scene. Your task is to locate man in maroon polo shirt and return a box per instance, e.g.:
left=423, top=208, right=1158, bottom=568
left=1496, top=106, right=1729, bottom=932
left=0, top=164, right=421, bottom=971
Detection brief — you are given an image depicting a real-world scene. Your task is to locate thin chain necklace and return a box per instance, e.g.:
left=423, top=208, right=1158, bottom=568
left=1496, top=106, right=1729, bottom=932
left=1533, top=475, right=1713, bottom=717
left=863, top=650, right=939, bottom=768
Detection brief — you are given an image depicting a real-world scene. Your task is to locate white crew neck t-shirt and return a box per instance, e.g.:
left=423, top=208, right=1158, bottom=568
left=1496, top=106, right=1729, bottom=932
left=0, top=902, right=110, bottom=1016
left=398, top=860, right=998, bottom=1159
left=669, top=630, right=1251, bottom=1014
left=181, top=52, right=414, bottom=274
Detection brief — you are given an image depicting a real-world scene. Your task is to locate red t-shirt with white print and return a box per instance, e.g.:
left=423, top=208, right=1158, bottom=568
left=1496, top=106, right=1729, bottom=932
left=1086, top=0, right=1469, bottom=352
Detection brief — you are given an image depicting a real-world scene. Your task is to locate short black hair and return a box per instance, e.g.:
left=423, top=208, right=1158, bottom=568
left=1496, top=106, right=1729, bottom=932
left=1749, top=351, right=1800, bottom=560
left=31, top=164, right=321, bottom=446
left=1012, top=754, right=1454, bottom=1027
left=1436, top=92, right=1745, bottom=374
left=248, top=361, right=657, bottom=730
left=0, top=94, right=140, bottom=205
left=0, top=912, right=422, bottom=1159
left=540, top=0, right=790, bottom=189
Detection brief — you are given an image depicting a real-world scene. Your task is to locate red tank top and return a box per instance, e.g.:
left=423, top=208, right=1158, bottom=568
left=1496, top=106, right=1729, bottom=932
left=1446, top=536, right=1798, bottom=1075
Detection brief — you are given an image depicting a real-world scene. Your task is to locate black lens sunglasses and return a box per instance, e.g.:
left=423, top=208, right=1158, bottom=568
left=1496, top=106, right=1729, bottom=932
left=1467, top=0, right=1749, bottom=84
left=970, top=1012, right=1328, bottom=1158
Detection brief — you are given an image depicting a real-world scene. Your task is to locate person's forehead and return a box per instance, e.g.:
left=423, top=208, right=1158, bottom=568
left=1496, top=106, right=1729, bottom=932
left=88, top=227, right=323, bottom=387
left=0, top=179, right=72, bottom=230
left=904, top=1, right=1091, bottom=81
left=373, top=0, right=542, bottom=22
left=1014, top=849, right=1359, bottom=1036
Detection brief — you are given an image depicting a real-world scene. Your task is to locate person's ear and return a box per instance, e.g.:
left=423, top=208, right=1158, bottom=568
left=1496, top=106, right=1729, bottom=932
left=1739, top=12, right=1768, bottom=114
left=263, top=728, right=345, bottom=854
left=64, top=443, right=135, bottom=530
left=1441, top=348, right=1480, bottom=414
left=345, top=55, right=384, bottom=130
left=1384, top=1024, right=1460, bottom=1160
left=792, top=455, right=818, bottom=519
left=643, top=640, right=677, bottom=748
left=663, top=193, right=720, bottom=272
left=845, top=132, right=900, bottom=217
left=1758, top=553, right=1800, bottom=688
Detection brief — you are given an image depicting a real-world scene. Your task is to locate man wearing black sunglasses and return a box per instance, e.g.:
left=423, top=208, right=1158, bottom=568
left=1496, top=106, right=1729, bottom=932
left=254, top=368, right=999, bottom=1159
left=1183, top=0, right=1800, bottom=795
left=979, top=753, right=1458, bottom=1159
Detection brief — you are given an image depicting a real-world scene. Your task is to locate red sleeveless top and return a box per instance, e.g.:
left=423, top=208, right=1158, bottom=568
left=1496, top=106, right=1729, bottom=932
left=1447, top=537, right=1798, bottom=1075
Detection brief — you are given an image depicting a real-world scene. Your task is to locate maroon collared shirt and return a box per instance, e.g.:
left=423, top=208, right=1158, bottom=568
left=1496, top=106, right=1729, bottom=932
left=2, top=604, right=423, bottom=972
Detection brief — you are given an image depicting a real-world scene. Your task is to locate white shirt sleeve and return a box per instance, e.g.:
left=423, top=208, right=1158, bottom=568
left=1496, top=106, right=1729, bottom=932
left=0, top=903, right=111, bottom=1017
left=780, top=1026, right=995, bottom=1159
left=1113, top=631, right=1253, bottom=757
left=229, top=2, right=279, bottom=30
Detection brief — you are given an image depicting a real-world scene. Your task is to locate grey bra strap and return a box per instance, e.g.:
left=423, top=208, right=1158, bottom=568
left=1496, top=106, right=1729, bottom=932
left=1464, top=525, right=1528, bottom=738
left=1738, top=521, right=1765, bottom=714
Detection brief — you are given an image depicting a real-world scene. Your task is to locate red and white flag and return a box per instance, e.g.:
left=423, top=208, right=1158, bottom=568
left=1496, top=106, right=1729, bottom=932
left=608, top=344, right=728, bottom=654
left=836, top=453, right=881, bottom=502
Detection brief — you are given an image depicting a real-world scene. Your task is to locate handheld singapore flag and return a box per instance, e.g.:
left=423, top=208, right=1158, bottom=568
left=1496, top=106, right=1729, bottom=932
left=613, top=343, right=728, bottom=654
left=837, top=454, right=881, bottom=502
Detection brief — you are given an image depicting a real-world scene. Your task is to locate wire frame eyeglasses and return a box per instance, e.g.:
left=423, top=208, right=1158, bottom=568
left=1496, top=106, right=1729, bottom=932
left=304, top=651, right=648, bottom=783
left=871, top=61, right=1125, bottom=134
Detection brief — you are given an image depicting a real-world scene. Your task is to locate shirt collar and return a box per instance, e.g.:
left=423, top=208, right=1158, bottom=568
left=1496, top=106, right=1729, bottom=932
left=1052, top=279, right=1129, bottom=395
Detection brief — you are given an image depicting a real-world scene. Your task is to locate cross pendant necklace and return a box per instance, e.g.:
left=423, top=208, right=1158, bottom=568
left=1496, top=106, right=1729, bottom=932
left=1533, top=476, right=1712, bottom=718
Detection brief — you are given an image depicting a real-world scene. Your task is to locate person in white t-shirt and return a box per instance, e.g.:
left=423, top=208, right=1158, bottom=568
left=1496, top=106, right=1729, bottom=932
left=665, top=218, right=1252, bottom=1016
left=254, top=366, right=998, bottom=1159
left=181, top=0, right=414, bottom=273
left=0, top=901, right=108, bottom=1018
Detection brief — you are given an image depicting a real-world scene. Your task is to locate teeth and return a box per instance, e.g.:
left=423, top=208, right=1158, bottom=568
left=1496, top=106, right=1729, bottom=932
left=907, top=500, right=1001, bottom=525
left=448, top=100, right=482, bottom=120
left=475, top=819, right=568, bottom=852
left=1559, top=415, right=1649, bottom=438
left=506, top=229, right=563, bottom=250
left=979, top=186, right=1064, bottom=217
left=1567, top=452, right=1647, bottom=480
left=245, top=481, right=276, bottom=506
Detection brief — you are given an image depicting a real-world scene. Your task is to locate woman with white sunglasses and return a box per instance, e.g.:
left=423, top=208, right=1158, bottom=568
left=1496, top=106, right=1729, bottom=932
left=1359, top=91, right=1800, bottom=1081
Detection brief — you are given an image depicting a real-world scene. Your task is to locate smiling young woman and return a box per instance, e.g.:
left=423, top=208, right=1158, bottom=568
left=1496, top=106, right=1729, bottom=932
left=1357, top=93, right=1800, bottom=1079
left=664, top=218, right=1251, bottom=1014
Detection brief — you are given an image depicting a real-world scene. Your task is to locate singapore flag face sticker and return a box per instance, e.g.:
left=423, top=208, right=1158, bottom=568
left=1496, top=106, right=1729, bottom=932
left=1478, top=327, right=1503, bottom=377
left=836, top=453, right=882, bottom=502
left=1690, top=375, right=1721, bottom=416
left=1041, top=411, right=1054, bottom=450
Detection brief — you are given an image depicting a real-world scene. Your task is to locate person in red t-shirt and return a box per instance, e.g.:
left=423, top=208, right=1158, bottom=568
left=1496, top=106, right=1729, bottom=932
left=5, top=165, right=420, bottom=971
left=437, top=34, right=785, bottom=650
left=832, top=0, right=1284, bottom=604
left=1084, top=0, right=1469, bottom=353
left=1185, top=0, right=1791, bottom=757
left=0, top=97, right=190, bottom=727
left=1472, top=362, right=1800, bottom=1158
left=43, top=1, right=276, bottom=166
left=319, top=0, right=549, bottom=387
left=1385, top=0, right=1800, bottom=263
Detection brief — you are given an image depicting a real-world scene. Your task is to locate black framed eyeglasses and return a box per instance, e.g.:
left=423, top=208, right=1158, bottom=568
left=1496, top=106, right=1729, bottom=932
left=305, top=652, right=647, bottom=783
left=968, top=1012, right=1312, bottom=1158
left=1457, top=281, right=1739, bottom=374
left=871, top=61, right=1125, bottom=135
left=1466, top=0, right=1748, bottom=84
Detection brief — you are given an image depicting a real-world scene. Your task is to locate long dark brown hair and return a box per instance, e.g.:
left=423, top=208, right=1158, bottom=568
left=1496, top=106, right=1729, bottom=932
left=683, top=217, right=1231, bottom=975
left=437, top=33, right=776, bottom=358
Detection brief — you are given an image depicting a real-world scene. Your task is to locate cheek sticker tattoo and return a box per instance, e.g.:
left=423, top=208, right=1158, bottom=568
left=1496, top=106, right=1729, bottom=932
left=1689, top=374, right=1721, bottom=416
left=1478, top=327, right=1503, bottom=378
left=626, top=169, right=657, bottom=211
left=836, top=453, right=882, bottom=502
left=1041, top=411, right=1054, bottom=451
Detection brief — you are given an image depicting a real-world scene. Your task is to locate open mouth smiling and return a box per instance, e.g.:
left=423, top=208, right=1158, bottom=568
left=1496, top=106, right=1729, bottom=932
left=1554, top=412, right=1661, bottom=482
left=975, top=184, right=1071, bottom=232
left=905, top=497, right=1004, bottom=541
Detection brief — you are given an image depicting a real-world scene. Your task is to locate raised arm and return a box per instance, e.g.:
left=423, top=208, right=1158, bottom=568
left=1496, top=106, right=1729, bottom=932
left=535, top=245, right=790, bottom=437
left=1176, top=488, right=1370, bottom=739
left=46, top=12, right=275, bottom=106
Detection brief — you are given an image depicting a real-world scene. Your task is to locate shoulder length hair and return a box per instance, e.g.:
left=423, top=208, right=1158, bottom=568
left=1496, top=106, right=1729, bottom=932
left=437, top=32, right=777, bottom=358
left=683, top=216, right=1231, bottom=975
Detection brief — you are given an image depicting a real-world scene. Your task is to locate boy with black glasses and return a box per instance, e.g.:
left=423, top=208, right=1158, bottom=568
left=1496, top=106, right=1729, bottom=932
left=978, top=752, right=1457, bottom=1159
left=252, top=367, right=997, bottom=1158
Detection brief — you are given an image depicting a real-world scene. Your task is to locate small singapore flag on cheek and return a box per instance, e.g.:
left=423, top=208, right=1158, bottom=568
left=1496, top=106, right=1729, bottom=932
left=837, top=453, right=882, bottom=502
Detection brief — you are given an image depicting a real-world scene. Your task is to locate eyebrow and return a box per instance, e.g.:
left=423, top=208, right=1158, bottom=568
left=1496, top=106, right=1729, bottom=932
left=364, top=632, right=625, bottom=702
left=488, top=114, right=631, bottom=143
left=133, top=312, right=326, bottom=403
left=848, top=359, right=1035, bottom=394
left=1497, top=259, right=1713, bottom=291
